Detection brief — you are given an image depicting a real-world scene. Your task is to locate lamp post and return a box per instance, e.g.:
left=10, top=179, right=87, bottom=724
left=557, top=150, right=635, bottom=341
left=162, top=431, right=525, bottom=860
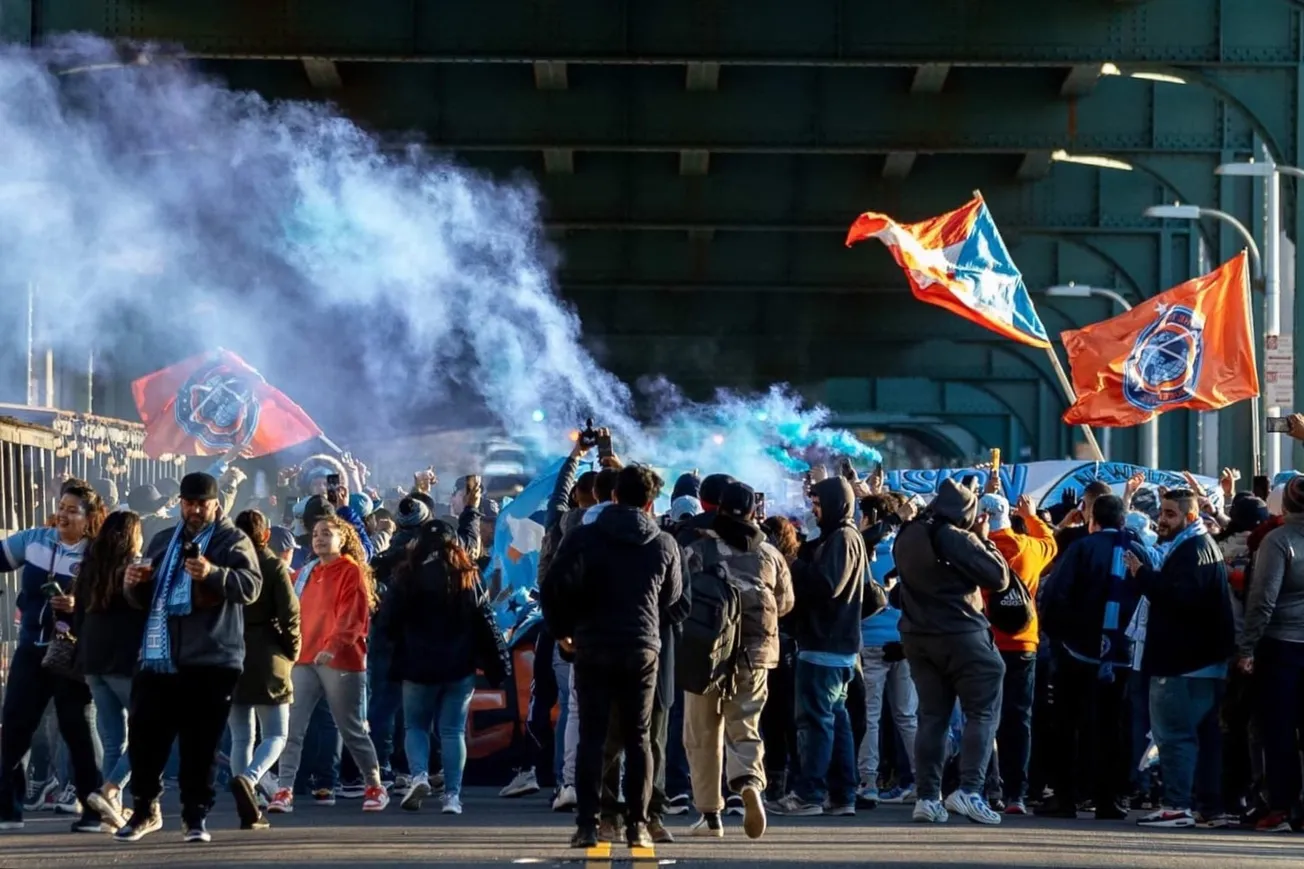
left=1144, top=202, right=1266, bottom=475
left=1216, top=157, right=1294, bottom=479
left=1046, top=283, right=1160, bottom=467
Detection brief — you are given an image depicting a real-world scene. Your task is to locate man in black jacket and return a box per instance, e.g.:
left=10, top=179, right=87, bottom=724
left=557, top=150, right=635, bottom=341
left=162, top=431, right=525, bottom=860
left=542, top=465, right=685, bottom=850
left=117, top=472, right=262, bottom=844
left=1036, top=494, right=1147, bottom=820
left=892, top=478, right=1009, bottom=825
left=1124, top=488, right=1233, bottom=829
left=771, top=477, right=866, bottom=817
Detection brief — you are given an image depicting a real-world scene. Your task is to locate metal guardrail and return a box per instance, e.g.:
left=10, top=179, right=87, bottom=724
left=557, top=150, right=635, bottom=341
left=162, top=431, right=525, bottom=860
left=0, top=412, right=177, bottom=709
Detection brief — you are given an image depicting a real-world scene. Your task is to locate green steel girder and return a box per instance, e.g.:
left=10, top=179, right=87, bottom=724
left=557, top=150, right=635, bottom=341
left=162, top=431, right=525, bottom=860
left=36, top=0, right=1296, bottom=67
left=197, top=63, right=1251, bottom=157
left=0, top=0, right=33, bottom=43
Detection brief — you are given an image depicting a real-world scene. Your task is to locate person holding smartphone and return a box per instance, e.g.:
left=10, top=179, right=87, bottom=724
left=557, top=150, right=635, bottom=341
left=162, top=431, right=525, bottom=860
left=116, top=472, right=263, bottom=845
left=0, top=481, right=107, bottom=835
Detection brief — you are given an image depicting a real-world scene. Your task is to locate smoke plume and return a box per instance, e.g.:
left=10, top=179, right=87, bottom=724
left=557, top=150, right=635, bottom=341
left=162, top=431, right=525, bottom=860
left=0, top=36, right=877, bottom=499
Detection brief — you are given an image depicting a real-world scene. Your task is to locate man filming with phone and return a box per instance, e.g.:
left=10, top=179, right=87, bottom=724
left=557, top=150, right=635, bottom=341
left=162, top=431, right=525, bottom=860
left=116, top=472, right=263, bottom=845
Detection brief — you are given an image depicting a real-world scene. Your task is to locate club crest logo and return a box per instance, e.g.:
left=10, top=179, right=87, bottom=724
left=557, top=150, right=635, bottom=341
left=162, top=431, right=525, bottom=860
left=173, top=362, right=262, bottom=450
left=1122, top=304, right=1205, bottom=412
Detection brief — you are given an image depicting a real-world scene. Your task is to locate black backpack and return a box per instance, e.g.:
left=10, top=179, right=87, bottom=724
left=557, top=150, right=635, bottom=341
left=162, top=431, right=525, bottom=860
left=677, top=535, right=744, bottom=697
left=925, top=517, right=1034, bottom=635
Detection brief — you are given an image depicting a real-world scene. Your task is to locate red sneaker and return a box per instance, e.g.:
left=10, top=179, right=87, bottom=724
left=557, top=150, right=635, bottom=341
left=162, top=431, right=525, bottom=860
left=362, top=785, right=390, bottom=812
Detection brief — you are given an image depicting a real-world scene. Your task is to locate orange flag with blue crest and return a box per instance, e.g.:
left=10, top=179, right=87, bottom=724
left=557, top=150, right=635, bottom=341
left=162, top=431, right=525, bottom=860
left=1061, top=252, right=1259, bottom=427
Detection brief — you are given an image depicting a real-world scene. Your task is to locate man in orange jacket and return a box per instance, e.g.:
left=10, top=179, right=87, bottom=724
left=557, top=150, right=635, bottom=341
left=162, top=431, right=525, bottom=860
left=978, top=492, right=1057, bottom=815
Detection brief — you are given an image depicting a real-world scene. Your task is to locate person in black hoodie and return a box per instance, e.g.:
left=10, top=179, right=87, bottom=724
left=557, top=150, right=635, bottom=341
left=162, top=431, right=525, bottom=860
left=892, top=478, right=1009, bottom=826
left=382, top=520, right=509, bottom=815
left=117, top=472, right=262, bottom=844
left=771, top=477, right=866, bottom=817
left=74, top=510, right=148, bottom=833
left=1037, top=494, right=1148, bottom=820
left=1125, top=489, right=1234, bottom=829
left=541, top=465, right=685, bottom=850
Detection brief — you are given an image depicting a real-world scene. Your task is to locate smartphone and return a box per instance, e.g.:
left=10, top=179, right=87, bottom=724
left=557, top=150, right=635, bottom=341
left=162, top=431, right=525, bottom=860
left=755, top=492, right=767, bottom=521
left=182, top=541, right=199, bottom=560
left=579, top=418, right=599, bottom=449
left=840, top=459, right=856, bottom=482
left=1253, top=474, right=1271, bottom=500
left=41, top=580, right=63, bottom=597
left=960, top=474, right=979, bottom=492
left=1267, top=417, right=1292, bottom=434
left=596, top=428, right=614, bottom=460
left=326, top=473, right=342, bottom=489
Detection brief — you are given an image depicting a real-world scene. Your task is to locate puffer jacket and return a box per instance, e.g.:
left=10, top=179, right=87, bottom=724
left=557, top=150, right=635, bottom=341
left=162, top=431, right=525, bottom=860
left=683, top=513, right=794, bottom=669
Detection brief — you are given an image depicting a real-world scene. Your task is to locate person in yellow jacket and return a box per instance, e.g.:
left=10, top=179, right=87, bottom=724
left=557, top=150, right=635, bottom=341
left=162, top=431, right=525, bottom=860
left=978, top=493, right=1057, bottom=815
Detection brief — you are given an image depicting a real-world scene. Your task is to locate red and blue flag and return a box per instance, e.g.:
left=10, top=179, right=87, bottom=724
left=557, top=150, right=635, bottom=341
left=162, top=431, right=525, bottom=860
left=845, top=194, right=1050, bottom=348
left=132, top=349, right=321, bottom=458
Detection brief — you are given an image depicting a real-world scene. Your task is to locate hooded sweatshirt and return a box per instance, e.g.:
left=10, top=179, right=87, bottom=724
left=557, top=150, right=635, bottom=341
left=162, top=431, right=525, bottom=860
left=791, top=478, right=867, bottom=662
left=981, top=499, right=1056, bottom=652
left=893, top=478, right=1010, bottom=636
left=295, top=555, right=370, bottom=672
left=541, top=503, right=684, bottom=658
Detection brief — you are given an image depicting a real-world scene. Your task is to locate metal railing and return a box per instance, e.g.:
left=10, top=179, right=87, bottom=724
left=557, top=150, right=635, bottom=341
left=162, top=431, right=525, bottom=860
left=0, top=411, right=177, bottom=707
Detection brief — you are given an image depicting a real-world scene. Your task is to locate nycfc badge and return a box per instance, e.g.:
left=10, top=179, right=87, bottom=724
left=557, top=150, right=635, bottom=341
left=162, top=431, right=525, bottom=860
left=1122, top=304, right=1205, bottom=412
left=173, top=361, right=261, bottom=450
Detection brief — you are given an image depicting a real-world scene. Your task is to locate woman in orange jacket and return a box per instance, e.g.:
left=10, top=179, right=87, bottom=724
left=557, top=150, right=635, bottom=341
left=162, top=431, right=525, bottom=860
left=978, top=492, right=1057, bottom=814
left=268, top=516, right=389, bottom=814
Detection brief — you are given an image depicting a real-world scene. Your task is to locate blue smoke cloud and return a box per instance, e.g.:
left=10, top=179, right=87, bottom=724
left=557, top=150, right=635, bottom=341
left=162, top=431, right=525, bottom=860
left=0, top=36, right=876, bottom=501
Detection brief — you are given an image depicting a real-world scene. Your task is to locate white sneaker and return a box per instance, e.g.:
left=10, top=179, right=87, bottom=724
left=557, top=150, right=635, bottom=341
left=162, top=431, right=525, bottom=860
left=499, top=768, right=540, bottom=798
left=912, top=798, right=950, bottom=823
left=1137, top=807, right=1195, bottom=828
left=442, top=794, right=463, bottom=815
left=944, top=790, right=1001, bottom=825
left=401, top=775, right=431, bottom=812
left=552, top=785, right=577, bottom=811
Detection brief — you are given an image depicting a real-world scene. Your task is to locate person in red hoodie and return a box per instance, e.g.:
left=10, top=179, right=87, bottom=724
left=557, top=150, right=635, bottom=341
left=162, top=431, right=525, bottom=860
left=268, top=516, right=388, bottom=814
left=977, top=492, right=1057, bottom=815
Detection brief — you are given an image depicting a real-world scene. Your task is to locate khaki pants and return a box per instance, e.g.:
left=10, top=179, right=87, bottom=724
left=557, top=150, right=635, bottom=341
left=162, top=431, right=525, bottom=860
left=683, top=665, right=768, bottom=814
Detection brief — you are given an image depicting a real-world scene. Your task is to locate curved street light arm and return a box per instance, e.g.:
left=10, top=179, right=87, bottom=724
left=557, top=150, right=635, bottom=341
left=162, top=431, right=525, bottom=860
left=1197, top=208, right=1264, bottom=280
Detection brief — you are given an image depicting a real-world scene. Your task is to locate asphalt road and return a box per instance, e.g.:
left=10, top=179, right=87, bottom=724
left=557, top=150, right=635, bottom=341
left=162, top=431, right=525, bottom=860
left=2, top=788, right=1301, bottom=868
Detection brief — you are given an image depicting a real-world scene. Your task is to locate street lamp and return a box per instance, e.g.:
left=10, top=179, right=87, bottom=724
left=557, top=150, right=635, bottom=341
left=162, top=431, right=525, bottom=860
left=1045, top=283, right=1160, bottom=468
left=1217, top=157, right=1292, bottom=479
left=1144, top=201, right=1269, bottom=475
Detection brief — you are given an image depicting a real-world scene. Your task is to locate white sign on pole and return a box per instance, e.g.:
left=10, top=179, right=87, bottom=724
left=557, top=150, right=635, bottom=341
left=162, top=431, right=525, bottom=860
left=1265, top=333, right=1294, bottom=408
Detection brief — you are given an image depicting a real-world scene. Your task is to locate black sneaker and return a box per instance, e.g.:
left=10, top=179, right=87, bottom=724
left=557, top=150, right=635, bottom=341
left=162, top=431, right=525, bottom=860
left=242, top=811, right=271, bottom=831
left=231, top=776, right=261, bottom=829
left=70, top=809, right=105, bottom=833
left=570, top=825, right=599, bottom=848
left=665, top=793, right=692, bottom=815
left=183, top=819, right=211, bottom=843
left=1035, top=799, right=1078, bottom=819
left=114, top=804, right=163, bottom=843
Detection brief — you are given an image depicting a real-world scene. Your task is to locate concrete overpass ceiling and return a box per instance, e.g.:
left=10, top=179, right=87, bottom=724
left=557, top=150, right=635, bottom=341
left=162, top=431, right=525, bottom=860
left=11, top=0, right=1303, bottom=465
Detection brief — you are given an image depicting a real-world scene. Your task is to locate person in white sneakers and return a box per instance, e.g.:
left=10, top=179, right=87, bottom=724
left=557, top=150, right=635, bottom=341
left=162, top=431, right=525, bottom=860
left=379, top=520, right=510, bottom=815
left=681, top=483, right=793, bottom=839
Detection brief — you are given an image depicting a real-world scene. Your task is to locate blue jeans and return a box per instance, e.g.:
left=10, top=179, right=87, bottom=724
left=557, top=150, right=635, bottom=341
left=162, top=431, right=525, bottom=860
left=1149, top=675, right=1224, bottom=812
left=228, top=704, right=290, bottom=783
left=793, top=661, right=856, bottom=806
left=996, top=651, right=1036, bottom=802
left=85, top=675, right=132, bottom=789
left=551, top=655, right=571, bottom=785
left=403, top=677, right=477, bottom=797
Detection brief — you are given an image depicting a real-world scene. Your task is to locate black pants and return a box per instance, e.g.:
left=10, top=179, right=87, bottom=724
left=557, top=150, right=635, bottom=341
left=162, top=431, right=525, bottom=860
left=129, top=667, right=240, bottom=822
left=601, top=696, right=669, bottom=822
left=1051, top=651, right=1129, bottom=807
left=574, top=650, right=657, bottom=828
left=0, top=643, right=102, bottom=821
left=847, top=660, right=867, bottom=764
left=761, top=636, right=799, bottom=783
left=529, top=631, right=560, bottom=788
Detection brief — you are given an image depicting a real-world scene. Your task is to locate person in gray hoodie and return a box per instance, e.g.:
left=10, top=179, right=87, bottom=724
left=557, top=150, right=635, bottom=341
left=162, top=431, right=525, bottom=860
left=892, top=478, right=1009, bottom=826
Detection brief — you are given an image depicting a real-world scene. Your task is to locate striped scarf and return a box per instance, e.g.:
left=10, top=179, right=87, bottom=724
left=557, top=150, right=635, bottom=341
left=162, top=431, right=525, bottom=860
left=140, top=523, right=216, bottom=673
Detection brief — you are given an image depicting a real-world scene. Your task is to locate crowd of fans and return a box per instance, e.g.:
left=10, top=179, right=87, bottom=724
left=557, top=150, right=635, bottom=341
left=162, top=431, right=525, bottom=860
left=2, top=422, right=1304, bottom=849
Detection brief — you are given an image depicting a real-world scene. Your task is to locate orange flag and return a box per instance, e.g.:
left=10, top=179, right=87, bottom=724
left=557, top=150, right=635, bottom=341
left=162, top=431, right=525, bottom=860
left=1061, top=252, right=1259, bottom=427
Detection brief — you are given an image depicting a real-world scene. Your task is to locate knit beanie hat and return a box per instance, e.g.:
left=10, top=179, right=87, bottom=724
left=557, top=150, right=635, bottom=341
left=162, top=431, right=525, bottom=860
left=396, top=495, right=432, bottom=529
left=978, top=493, right=1010, bottom=532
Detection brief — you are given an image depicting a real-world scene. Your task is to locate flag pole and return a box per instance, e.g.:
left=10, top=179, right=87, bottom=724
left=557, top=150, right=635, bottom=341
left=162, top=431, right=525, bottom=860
left=1043, top=345, right=1106, bottom=462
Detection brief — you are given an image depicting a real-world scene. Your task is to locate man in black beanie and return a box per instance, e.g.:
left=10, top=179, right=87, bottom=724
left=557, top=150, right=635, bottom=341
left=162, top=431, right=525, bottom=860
left=115, top=472, right=262, bottom=844
left=675, top=474, right=736, bottom=547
